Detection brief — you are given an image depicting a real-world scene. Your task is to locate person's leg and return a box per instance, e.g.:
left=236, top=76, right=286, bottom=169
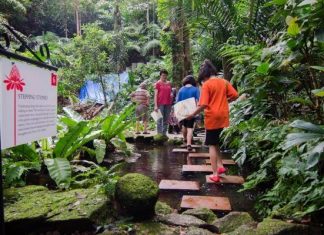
left=143, top=121, right=148, bottom=133
left=157, top=105, right=164, bottom=134
left=162, top=105, right=171, bottom=135
left=187, top=128, right=193, bottom=146
left=209, top=144, right=223, bottom=174
left=182, top=125, right=187, bottom=142
left=136, top=121, right=140, bottom=133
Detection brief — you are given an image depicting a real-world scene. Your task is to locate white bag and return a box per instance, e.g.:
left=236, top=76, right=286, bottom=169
left=174, top=97, right=197, bottom=122
left=151, top=109, right=163, bottom=122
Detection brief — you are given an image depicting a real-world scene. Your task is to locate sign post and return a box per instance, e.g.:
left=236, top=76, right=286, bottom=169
left=0, top=55, right=58, bottom=234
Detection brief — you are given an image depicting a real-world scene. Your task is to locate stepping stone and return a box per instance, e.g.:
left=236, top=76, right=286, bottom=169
left=205, top=159, right=236, bottom=165
left=180, top=144, right=202, bottom=148
left=205, top=175, right=244, bottom=184
left=172, top=148, right=196, bottom=153
left=197, top=133, right=206, bottom=137
left=188, top=153, right=210, bottom=158
left=181, top=195, right=231, bottom=211
left=182, top=165, right=212, bottom=173
left=159, top=180, right=200, bottom=191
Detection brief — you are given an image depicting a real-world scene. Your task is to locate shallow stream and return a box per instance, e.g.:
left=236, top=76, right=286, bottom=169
left=123, top=144, right=259, bottom=217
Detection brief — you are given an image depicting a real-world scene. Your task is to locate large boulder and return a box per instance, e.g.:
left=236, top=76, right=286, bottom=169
left=212, top=211, right=254, bottom=233
left=4, top=185, right=112, bottom=234
left=227, top=218, right=311, bottom=235
left=159, top=213, right=206, bottom=227
left=182, top=208, right=217, bottom=224
left=115, top=173, right=159, bottom=219
left=185, top=227, right=215, bottom=235
left=256, top=218, right=311, bottom=235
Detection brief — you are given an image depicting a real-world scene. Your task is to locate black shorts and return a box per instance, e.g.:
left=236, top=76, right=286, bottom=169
left=205, top=128, right=223, bottom=145
left=180, top=119, right=195, bottom=128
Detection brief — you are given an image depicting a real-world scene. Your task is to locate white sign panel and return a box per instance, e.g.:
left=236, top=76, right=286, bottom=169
left=0, top=57, right=57, bottom=149
left=174, top=97, right=197, bottom=122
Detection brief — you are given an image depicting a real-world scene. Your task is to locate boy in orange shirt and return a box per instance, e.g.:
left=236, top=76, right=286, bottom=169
left=187, top=60, right=238, bottom=182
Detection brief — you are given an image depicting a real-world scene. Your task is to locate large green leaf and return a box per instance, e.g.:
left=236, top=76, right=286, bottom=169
left=284, top=133, right=323, bottom=149
left=53, top=121, right=88, bottom=159
left=289, top=120, right=324, bottom=134
left=63, top=130, right=102, bottom=160
left=10, top=144, right=39, bottom=161
left=44, top=158, right=71, bottom=188
left=310, top=66, right=324, bottom=72
left=93, top=139, right=106, bottom=164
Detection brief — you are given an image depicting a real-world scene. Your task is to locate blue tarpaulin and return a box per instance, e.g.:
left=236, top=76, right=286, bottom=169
left=79, top=71, right=129, bottom=104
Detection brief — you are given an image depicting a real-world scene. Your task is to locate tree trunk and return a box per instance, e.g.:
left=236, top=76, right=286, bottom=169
left=74, top=0, right=81, bottom=36
left=169, top=0, right=192, bottom=85
left=114, top=4, right=122, bottom=32
left=146, top=2, right=150, bottom=26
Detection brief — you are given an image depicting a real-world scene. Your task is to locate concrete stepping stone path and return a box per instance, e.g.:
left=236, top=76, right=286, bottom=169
left=181, top=195, right=231, bottom=211
left=205, top=175, right=244, bottom=184
left=159, top=180, right=200, bottom=191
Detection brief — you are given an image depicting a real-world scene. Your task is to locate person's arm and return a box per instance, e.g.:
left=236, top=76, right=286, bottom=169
left=154, top=84, right=159, bottom=111
left=226, top=81, right=239, bottom=102
left=187, top=105, right=206, bottom=119
left=187, top=84, right=208, bottom=119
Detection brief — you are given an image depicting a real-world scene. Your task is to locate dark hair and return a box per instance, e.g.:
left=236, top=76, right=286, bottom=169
left=182, top=75, right=197, bottom=87
left=160, top=69, right=169, bottom=76
left=198, top=59, right=218, bottom=85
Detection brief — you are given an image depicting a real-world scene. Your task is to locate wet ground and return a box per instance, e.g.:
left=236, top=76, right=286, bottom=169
left=122, top=144, right=260, bottom=217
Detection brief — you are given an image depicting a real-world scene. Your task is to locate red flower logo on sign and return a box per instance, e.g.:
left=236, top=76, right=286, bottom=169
left=51, top=73, right=57, bottom=86
left=3, top=64, right=26, bottom=146
left=3, top=65, right=26, bottom=92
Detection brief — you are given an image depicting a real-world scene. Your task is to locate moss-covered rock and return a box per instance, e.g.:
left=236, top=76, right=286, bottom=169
left=185, top=226, right=215, bottom=235
left=155, top=201, right=173, bottom=216
left=226, top=218, right=311, bottom=235
left=135, top=222, right=180, bottom=235
left=167, top=138, right=183, bottom=145
left=115, top=173, right=159, bottom=219
left=153, top=134, right=168, bottom=143
left=256, top=218, right=310, bottom=235
left=4, top=185, right=112, bottom=234
left=212, top=211, right=254, bottom=233
left=159, top=213, right=206, bottom=227
left=182, top=208, right=217, bottom=224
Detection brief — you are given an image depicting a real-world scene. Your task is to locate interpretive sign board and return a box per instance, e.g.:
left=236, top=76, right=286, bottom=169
left=0, top=57, right=57, bottom=149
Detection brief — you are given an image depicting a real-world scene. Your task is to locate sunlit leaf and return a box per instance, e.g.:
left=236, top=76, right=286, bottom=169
left=298, top=0, right=317, bottom=6
left=312, top=88, right=324, bottom=97
left=256, top=62, right=270, bottom=75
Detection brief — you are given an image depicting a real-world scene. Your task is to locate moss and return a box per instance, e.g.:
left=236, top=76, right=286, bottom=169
left=213, top=212, right=254, bottom=233
left=116, top=173, right=159, bottom=218
left=153, top=134, right=168, bottom=143
left=182, top=208, right=217, bottom=224
left=155, top=201, right=173, bottom=216
left=167, top=138, right=183, bottom=145
left=135, top=222, right=179, bottom=235
left=4, top=185, right=112, bottom=225
left=256, top=218, right=310, bottom=235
